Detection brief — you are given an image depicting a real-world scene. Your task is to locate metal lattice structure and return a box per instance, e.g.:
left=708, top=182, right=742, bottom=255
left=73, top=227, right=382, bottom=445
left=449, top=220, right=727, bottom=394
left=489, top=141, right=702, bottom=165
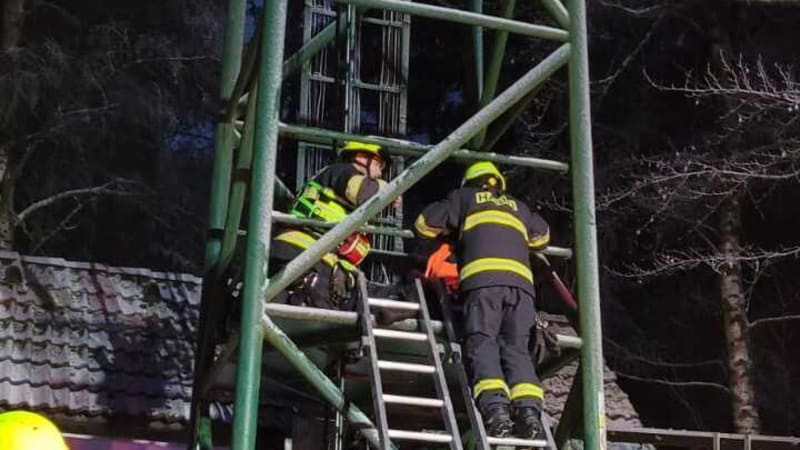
left=188, top=0, right=605, bottom=449
left=297, top=3, right=409, bottom=284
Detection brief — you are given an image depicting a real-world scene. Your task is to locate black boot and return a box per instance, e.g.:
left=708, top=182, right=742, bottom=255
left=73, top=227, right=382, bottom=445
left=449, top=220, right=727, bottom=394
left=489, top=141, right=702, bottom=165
left=512, top=407, right=545, bottom=440
left=483, top=403, right=513, bottom=438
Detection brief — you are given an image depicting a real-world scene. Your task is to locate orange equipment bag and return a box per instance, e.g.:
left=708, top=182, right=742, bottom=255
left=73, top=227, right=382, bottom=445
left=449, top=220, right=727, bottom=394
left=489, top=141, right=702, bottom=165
left=337, top=232, right=371, bottom=266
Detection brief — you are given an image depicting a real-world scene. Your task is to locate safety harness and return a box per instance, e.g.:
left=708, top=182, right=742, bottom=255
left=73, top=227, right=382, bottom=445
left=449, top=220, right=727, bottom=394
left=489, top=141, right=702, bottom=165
left=290, top=180, right=371, bottom=266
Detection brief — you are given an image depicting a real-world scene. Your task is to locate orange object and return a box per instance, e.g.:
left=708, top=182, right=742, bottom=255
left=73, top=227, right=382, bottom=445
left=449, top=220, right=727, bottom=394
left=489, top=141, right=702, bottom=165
left=337, top=232, right=371, bottom=265
left=425, top=243, right=459, bottom=292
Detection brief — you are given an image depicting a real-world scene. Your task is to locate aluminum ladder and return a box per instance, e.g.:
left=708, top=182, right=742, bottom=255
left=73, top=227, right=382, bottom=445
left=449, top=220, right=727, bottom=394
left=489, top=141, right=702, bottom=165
left=357, top=275, right=463, bottom=449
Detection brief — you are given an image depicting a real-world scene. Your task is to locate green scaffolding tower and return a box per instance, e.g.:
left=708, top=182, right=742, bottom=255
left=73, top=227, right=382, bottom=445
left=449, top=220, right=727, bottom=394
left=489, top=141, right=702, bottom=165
left=188, top=0, right=605, bottom=448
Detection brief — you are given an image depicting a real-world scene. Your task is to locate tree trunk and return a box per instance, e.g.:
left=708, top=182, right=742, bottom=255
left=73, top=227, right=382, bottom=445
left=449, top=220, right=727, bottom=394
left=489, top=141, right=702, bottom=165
left=1, top=0, right=25, bottom=52
left=0, top=145, right=13, bottom=248
left=1, top=0, right=25, bottom=247
left=718, top=196, right=761, bottom=433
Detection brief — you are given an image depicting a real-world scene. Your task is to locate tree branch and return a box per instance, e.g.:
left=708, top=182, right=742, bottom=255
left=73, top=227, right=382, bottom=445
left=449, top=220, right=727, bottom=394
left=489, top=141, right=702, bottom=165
left=596, top=10, right=667, bottom=90
left=15, top=179, right=145, bottom=223
left=748, top=314, right=800, bottom=330
left=607, top=246, right=800, bottom=279
left=605, top=338, right=725, bottom=369
left=30, top=201, right=85, bottom=252
left=615, top=371, right=731, bottom=394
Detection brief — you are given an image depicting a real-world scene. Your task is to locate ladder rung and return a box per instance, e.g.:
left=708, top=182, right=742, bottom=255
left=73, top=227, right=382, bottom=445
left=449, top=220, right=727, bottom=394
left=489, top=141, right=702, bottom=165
left=487, top=436, right=549, bottom=447
left=369, top=298, right=420, bottom=311
left=387, top=429, right=453, bottom=443
left=373, top=328, right=428, bottom=341
left=383, top=394, right=444, bottom=408
left=377, top=360, right=435, bottom=374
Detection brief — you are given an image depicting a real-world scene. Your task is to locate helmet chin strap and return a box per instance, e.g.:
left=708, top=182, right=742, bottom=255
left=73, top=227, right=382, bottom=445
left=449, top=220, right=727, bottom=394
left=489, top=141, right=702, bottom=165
left=353, top=153, right=379, bottom=177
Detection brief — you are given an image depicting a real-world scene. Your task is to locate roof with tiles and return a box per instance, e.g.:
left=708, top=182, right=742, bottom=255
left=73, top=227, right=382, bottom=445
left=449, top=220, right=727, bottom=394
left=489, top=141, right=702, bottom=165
left=541, top=320, right=642, bottom=429
left=0, top=249, right=640, bottom=431
left=0, top=249, right=207, bottom=425
left=543, top=360, right=642, bottom=429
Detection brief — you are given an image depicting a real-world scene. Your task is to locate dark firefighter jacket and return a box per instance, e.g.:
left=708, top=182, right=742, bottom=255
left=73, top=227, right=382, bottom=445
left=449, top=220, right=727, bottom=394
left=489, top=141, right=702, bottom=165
left=414, top=187, right=549, bottom=296
left=307, top=162, right=387, bottom=210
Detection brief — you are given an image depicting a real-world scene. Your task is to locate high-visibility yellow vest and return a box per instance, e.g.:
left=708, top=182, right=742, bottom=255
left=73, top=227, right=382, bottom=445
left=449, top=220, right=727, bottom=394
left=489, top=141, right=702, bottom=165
left=290, top=180, right=349, bottom=223
left=288, top=180, right=371, bottom=266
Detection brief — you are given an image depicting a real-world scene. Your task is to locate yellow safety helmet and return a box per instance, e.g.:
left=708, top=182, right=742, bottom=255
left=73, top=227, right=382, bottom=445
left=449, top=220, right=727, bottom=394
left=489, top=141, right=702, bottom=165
left=0, top=411, right=69, bottom=450
left=338, top=140, right=382, bottom=157
left=462, top=161, right=506, bottom=191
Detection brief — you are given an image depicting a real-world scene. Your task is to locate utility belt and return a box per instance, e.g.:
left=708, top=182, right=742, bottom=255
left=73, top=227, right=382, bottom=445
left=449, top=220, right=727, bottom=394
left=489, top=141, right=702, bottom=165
left=290, top=180, right=372, bottom=266
left=287, top=268, right=355, bottom=310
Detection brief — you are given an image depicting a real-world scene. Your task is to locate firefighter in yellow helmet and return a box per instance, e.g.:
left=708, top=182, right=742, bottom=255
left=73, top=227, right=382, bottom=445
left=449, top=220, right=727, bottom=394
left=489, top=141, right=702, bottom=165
left=0, top=410, right=70, bottom=450
left=270, top=140, right=398, bottom=309
left=414, top=161, right=550, bottom=439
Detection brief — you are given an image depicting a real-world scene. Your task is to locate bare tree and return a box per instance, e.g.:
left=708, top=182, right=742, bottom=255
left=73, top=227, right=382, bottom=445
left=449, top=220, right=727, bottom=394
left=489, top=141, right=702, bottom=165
left=0, top=0, right=220, bottom=271
left=1, top=0, right=25, bottom=52
left=600, top=36, right=800, bottom=430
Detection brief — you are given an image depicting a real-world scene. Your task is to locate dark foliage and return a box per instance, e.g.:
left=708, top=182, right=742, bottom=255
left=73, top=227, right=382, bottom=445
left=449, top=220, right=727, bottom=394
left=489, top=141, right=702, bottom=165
left=1, top=0, right=222, bottom=271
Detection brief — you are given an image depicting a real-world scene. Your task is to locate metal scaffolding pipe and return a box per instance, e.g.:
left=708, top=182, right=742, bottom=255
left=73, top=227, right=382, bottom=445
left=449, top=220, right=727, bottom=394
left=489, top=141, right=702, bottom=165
left=472, top=0, right=515, bottom=148
left=483, top=87, right=541, bottom=151
left=539, top=0, right=569, bottom=29
left=263, top=303, right=444, bottom=334
left=191, top=0, right=247, bottom=447
left=261, top=314, right=386, bottom=449
left=467, top=0, right=484, bottom=100
left=279, top=123, right=570, bottom=172
left=249, top=214, right=574, bottom=258
left=272, top=211, right=414, bottom=238
left=264, top=44, right=570, bottom=302
left=224, top=29, right=259, bottom=122
left=335, top=0, right=569, bottom=41
left=567, top=0, right=606, bottom=449
left=231, top=0, right=288, bottom=447
left=283, top=21, right=336, bottom=79
left=555, top=368, right=584, bottom=450
left=218, top=83, right=258, bottom=276
left=227, top=18, right=338, bottom=122
left=205, top=0, right=247, bottom=269
left=200, top=302, right=579, bottom=400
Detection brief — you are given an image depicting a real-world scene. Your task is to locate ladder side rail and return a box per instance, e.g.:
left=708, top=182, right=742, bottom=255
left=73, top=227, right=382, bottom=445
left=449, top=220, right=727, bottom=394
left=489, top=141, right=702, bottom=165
left=357, top=274, right=393, bottom=450
left=415, top=279, right=464, bottom=450
left=542, top=412, right=558, bottom=449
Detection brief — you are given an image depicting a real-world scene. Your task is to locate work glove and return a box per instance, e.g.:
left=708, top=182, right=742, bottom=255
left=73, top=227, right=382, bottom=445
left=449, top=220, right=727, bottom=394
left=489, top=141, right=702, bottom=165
left=330, top=263, right=356, bottom=308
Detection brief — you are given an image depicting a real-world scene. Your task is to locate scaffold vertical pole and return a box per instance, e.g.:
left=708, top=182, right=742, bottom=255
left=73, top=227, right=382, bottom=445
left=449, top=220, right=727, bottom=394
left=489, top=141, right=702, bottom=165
left=204, top=0, right=246, bottom=269
left=231, top=0, right=289, bottom=448
left=566, top=0, right=606, bottom=450
left=471, top=0, right=515, bottom=148
left=190, top=0, right=247, bottom=447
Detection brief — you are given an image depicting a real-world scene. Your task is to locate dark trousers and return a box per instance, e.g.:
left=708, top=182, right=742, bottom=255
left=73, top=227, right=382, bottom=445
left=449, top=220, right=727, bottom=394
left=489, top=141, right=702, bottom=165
left=462, top=286, right=543, bottom=414
left=269, top=239, right=335, bottom=309
left=270, top=236, right=357, bottom=310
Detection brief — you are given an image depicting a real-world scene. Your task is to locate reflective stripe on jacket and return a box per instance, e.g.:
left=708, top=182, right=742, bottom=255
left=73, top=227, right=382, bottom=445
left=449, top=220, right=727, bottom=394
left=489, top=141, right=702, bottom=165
left=414, top=187, right=549, bottom=295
